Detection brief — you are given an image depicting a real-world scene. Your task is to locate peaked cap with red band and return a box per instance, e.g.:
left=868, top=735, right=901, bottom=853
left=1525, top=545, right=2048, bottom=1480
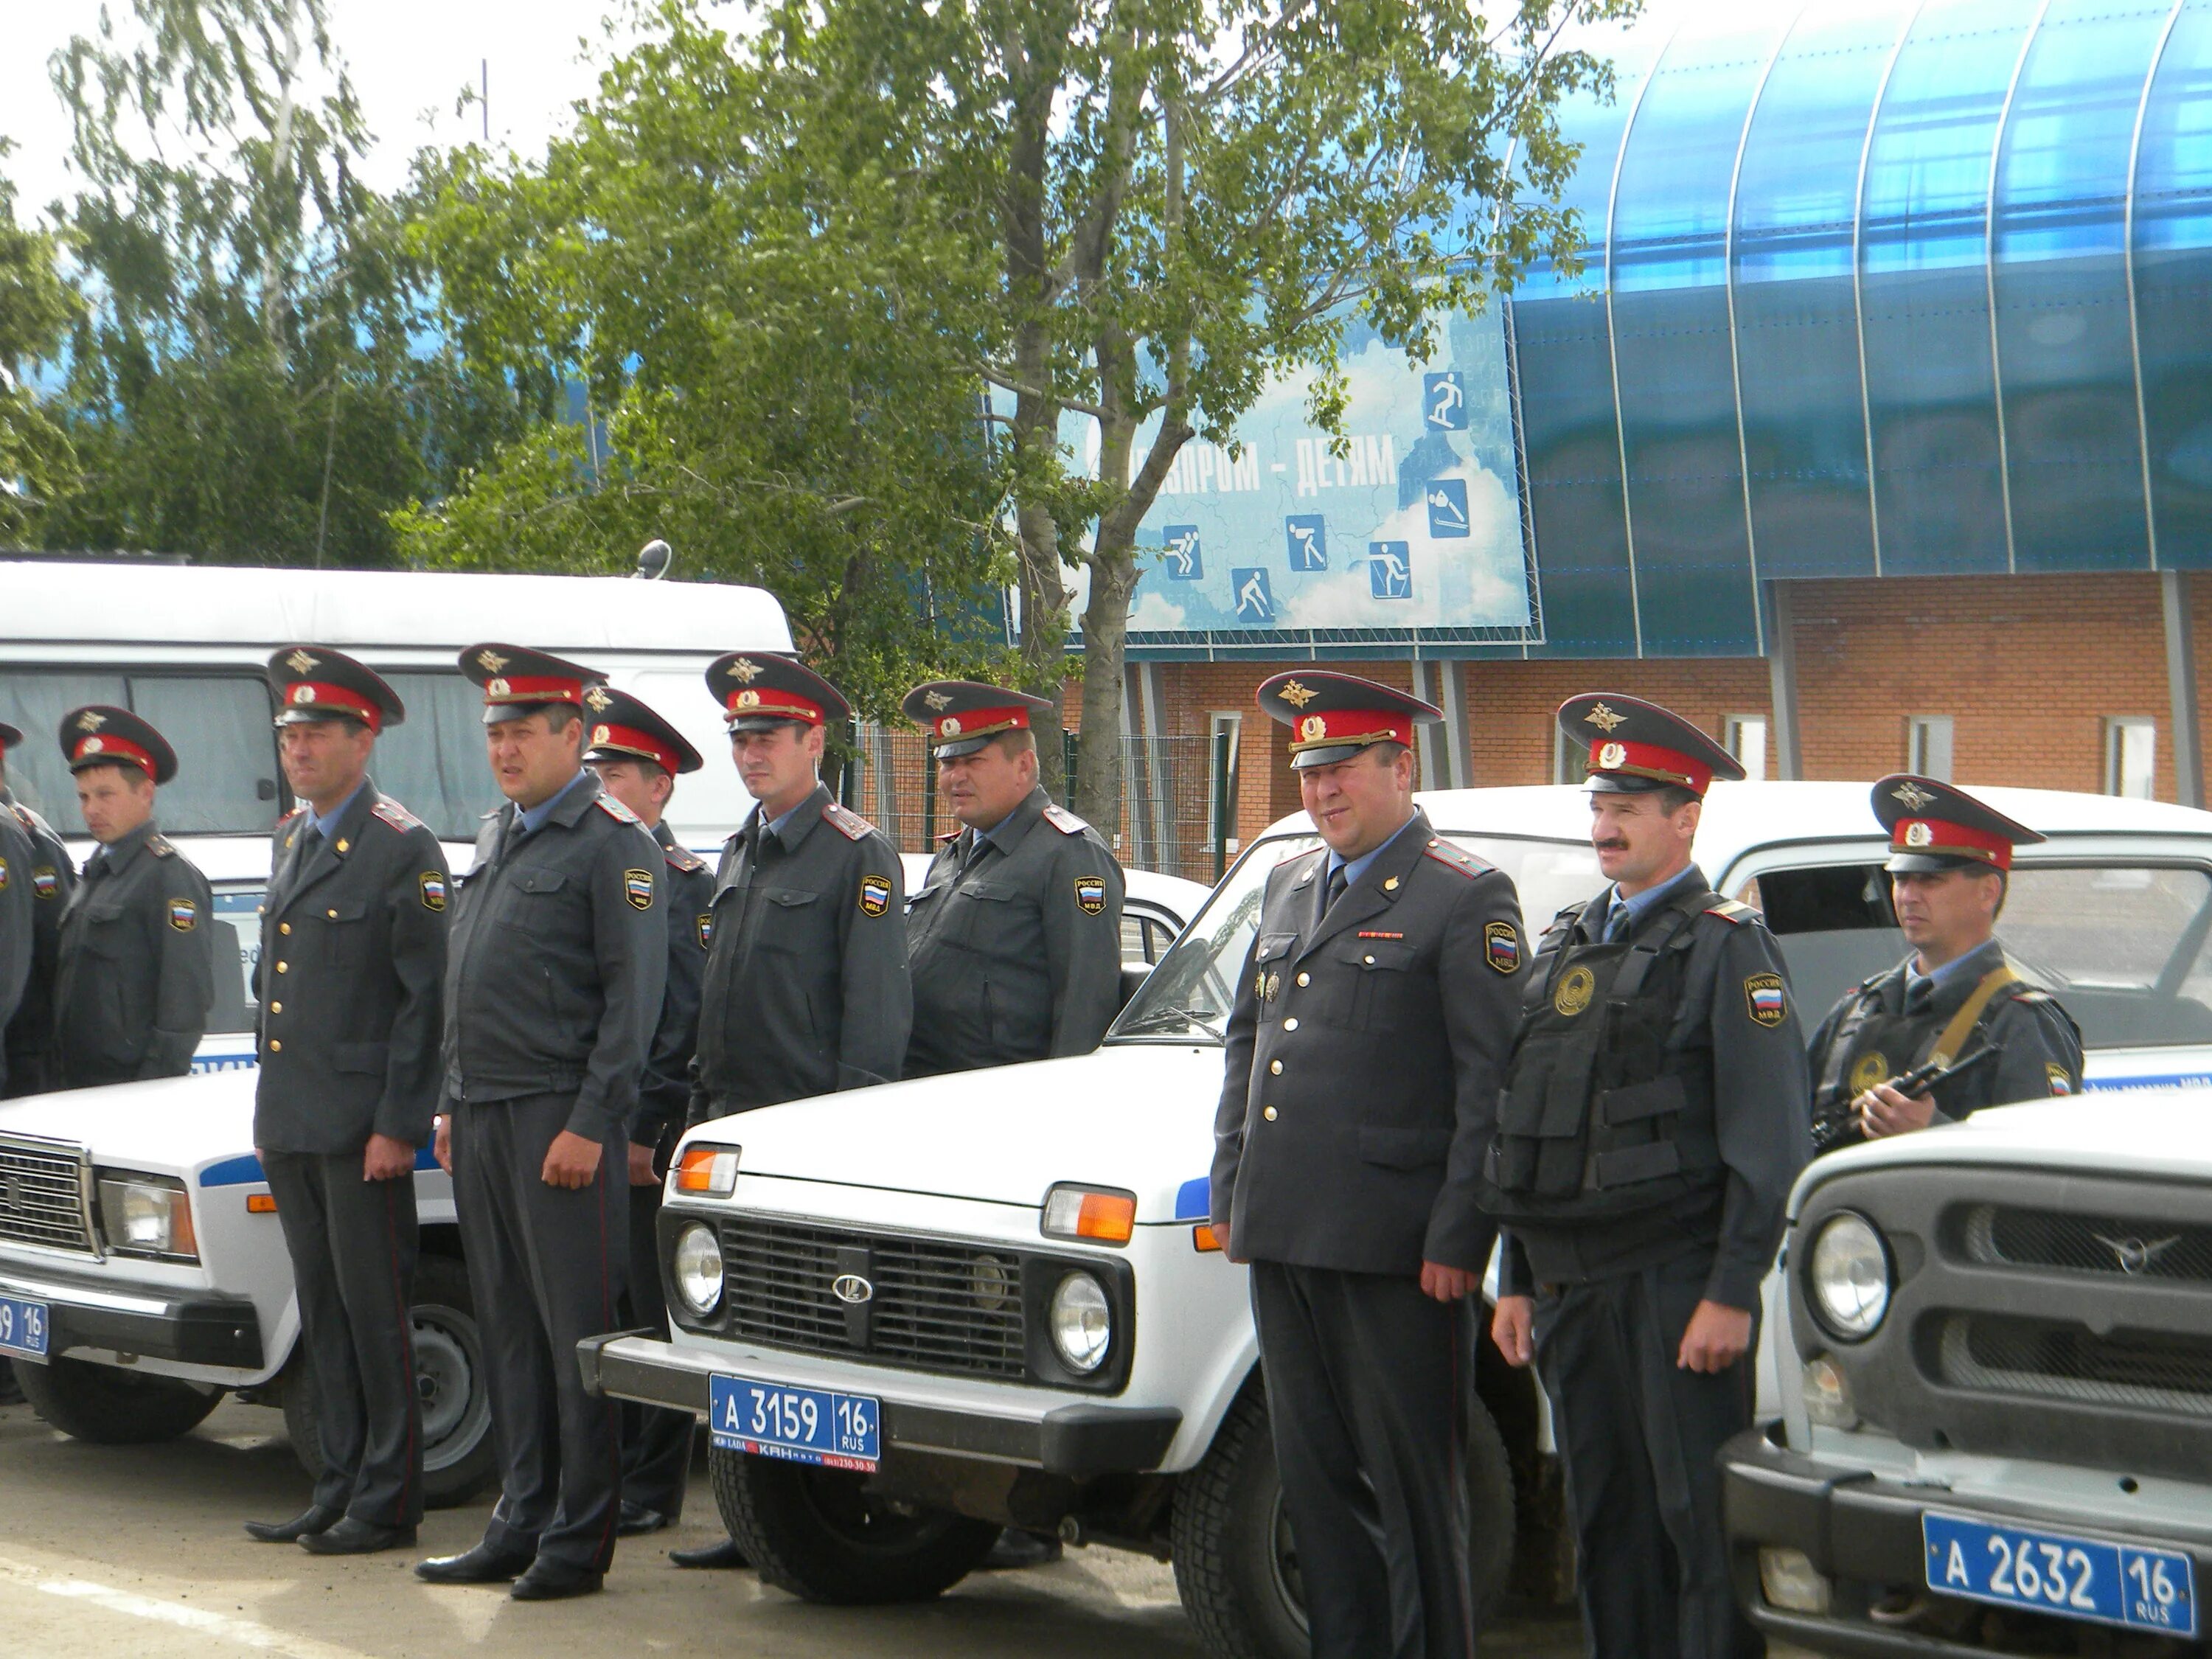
left=902, top=680, right=1056, bottom=759
left=58, top=705, right=178, bottom=785
left=709, top=653, right=852, bottom=734
left=459, top=642, right=605, bottom=725
left=581, top=684, right=703, bottom=775
left=266, top=645, right=406, bottom=734
left=1557, top=693, right=1744, bottom=797
left=1256, top=670, right=1442, bottom=770
left=1871, top=774, right=2042, bottom=872
left=0, top=720, right=19, bottom=756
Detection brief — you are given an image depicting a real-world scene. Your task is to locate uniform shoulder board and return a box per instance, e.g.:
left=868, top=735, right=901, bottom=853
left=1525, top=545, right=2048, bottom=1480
left=2008, top=987, right=2053, bottom=1005
left=147, top=834, right=175, bottom=858
left=664, top=841, right=708, bottom=874
left=936, top=829, right=961, bottom=845
left=1420, top=838, right=1489, bottom=878
left=371, top=799, right=425, bottom=834
left=821, top=802, right=877, bottom=842
left=1704, top=898, right=1761, bottom=926
left=1545, top=900, right=1587, bottom=931
left=1040, top=803, right=1089, bottom=835
left=279, top=804, right=307, bottom=824
left=595, top=794, right=642, bottom=826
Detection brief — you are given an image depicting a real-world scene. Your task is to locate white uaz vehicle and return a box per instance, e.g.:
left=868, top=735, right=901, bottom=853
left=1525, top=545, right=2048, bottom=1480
left=586, top=781, right=2212, bottom=1657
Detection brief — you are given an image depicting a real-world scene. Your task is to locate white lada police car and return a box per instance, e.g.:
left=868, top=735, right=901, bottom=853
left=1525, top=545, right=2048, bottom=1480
left=589, top=780, right=2212, bottom=1658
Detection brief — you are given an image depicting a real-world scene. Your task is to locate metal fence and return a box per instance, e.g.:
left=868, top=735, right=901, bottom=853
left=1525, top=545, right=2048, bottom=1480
left=840, top=724, right=1232, bottom=885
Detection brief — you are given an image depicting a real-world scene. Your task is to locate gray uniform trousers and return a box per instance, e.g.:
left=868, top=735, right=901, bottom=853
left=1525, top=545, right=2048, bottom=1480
left=1250, top=1262, right=1478, bottom=1659
left=618, top=1150, right=692, bottom=1519
left=451, top=1093, right=628, bottom=1573
left=1532, top=1250, right=1761, bottom=1659
left=261, top=1152, right=422, bottom=1526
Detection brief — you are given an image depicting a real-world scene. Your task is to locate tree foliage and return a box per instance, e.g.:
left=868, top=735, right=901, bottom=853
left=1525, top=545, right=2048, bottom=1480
left=0, top=159, right=80, bottom=543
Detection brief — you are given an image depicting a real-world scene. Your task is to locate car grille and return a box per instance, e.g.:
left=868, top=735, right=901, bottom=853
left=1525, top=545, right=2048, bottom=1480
left=1961, top=1202, right=2212, bottom=1284
left=0, top=1135, right=93, bottom=1254
left=717, top=1217, right=1028, bottom=1382
left=1936, top=1313, right=2212, bottom=1419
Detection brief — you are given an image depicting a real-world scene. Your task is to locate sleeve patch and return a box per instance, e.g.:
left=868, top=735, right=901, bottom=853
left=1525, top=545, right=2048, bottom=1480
left=1484, top=920, right=1520, bottom=974
left=167, top=897, right=198, bottom=932
left=1041, top=804, right=1090, bottom=835
left=1744, top=972, right=1787, bottom=1026
left=419, top=872, right=448, bottom=912
left=0, top=856, right=7, bottom=892
left=822, top=802, right=877, bottom=841
left=372, top=798, right=425, bottom=833
left=1074, top=874, right=1107, bottom=915
left=858, top=874, right=893, bottom=917
left=697, top=912, right=714, bottom=950
left=2047, top=1062, right=2073, bottom=1096
left=623, top=868, right=656, bottom=910
left=32, top=866, right=58, bottom=900
left=597, top=795, right=642, bottom=825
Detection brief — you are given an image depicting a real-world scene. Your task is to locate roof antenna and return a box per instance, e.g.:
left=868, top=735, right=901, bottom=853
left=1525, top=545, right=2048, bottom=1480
left=635, top=538, right=673, bottom=580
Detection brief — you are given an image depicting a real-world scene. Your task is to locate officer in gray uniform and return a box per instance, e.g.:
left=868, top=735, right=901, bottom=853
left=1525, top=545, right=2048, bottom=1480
left=1212, top=671, right=1527, bottom=1659
left=243, top=648, right=449, bottom=1556
left=0, top=721, right=72, bottom=1098
left=416, top=644, right=666, bottom=1603
left=1808, top=776, right=2083, bottom=1155
left=901, top=680, right=1122, bottom=1079
left=671, top=652, right=909, bottom=1573
left=1485, top=695, right=1809, bottom=1659
left=0, top=771, right=30, bottom=1096
left=575, top=686, right=713, bottom=1539
left=49, top=707, right=214, bottom=1088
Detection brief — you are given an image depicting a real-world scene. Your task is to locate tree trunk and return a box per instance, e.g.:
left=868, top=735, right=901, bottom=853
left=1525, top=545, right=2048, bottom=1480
left=1077, top=535, right=1139, bottom=838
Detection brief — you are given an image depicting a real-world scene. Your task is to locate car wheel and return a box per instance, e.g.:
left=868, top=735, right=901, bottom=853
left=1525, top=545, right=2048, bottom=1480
left=13, top=1354, right=222, bottom=1444
left=709, top=1444, right=1001, bottom=1604
left=1170, top=1380, right=1516, bottom=1659
left=284, top=1254, right=496, bottom=1509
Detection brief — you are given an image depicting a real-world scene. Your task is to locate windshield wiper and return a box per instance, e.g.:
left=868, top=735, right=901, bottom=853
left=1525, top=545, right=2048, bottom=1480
left=1116, top=1004, right=1224, bottom=1040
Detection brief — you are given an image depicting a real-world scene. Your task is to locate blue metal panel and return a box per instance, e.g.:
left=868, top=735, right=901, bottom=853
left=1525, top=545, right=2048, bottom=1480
left=2134, top=0, right=2212, bottom=566
left=1994, top=0, right=2168, bottom=571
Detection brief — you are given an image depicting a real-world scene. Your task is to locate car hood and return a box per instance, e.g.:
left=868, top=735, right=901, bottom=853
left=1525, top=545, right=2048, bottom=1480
left=0, top=1071, right=256, bottom=1179
left=701, top=1042, right=1223, bottom=1220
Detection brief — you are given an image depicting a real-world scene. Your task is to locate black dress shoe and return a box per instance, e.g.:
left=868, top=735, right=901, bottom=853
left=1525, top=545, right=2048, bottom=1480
left=669, top=1537, right=750, bottom=1569
left=414, top=1542, right=536, bottom=1585
left=244, top=1505, right=342, bottom=1544
left=509, top=1559, right=605, bottom=1601
left=616, top=1501, right=671, bottom=1537
left=299, top=1517, right=417, bottom=1556
left=981, top=1527, right=1062, bottom=1570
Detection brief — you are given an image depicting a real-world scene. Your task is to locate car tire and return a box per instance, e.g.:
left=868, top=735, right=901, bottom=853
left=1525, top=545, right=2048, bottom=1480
left=1170, top=1379, right=1516, bottom=1659
left=283, top=1254, right=495, bottom=1509
left=709, top=1444, right=1001, bottom=1604
left=13, top=1354, right=222, bottom=1444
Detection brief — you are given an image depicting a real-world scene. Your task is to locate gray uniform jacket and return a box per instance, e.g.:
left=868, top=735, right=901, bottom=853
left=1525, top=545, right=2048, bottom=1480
left=636, top=820, right=712, bottom=1146
left=52, top=818, right=214, bottom=1088
left=1497, top=870, right=1812, bottom=1310
left=904, top=787, right=1124, bottom=1079
left=0, top=806, right=32, bottom=1091
left=1211, top=811, right=1527, bottom=1277
left=3, top=786, right=76, bottom=1089
left=440, top=772, right=667, bottom=1143
left=689, top=782, right=909, bottom=1119
left=253, top=782, right=450, bottom=1154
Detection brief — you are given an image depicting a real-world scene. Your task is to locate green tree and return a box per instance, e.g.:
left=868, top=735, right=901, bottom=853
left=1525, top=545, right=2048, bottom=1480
left=0, top=156, right=80, bottom=543
left=29, top=0, right=525, bottom=565
left=394, top=7, right=1015, bottom=723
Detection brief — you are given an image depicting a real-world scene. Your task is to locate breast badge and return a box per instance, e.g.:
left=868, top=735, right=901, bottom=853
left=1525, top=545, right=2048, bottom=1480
left=1848, top=1051, right=1888, bottom=1096
left=1554, top=964, right=1595, bottom=1018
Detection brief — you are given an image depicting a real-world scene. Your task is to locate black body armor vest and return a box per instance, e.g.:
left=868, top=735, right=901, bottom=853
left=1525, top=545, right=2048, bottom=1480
left=1809, top=961, right=2037, bottom=1155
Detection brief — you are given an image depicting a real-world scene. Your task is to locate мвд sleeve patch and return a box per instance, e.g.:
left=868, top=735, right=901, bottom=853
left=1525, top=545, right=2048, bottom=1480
left=1744, top=972, right=1787, bottom=1027
left=419, top=871, right=448, bottom=912
left=1074, top=874, right=1107, bottom=915
left=858, top=874, right=892, bottom=917
left=1484, top=920, right=1520, bottom=974
left=168, top=897, right=198, bottom=932
left=623, top=868, right=656, bottom=910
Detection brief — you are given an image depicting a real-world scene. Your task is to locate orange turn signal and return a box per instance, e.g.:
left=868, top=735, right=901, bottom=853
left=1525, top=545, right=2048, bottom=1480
left=1192, top=1224, right=1222, bottom=1253
left=674, top=1143, right=740, bottom=1198
left=246, top=1193, right=278, bottom=1214
left=1041, top=1184, right=1137, bottom=1245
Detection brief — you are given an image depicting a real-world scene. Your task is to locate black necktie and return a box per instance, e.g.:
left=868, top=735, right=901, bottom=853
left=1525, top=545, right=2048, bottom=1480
left=1604, top=902, right=1633, bottom=944
left=1318, top=863, right=1347, bottom=925
left=1906, top=978, right=1933, bottom=1016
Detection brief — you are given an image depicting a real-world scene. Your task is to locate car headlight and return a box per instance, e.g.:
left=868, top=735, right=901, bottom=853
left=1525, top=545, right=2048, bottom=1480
left=1807, top=1211, right=1891, bottom=1341
left=97, top=1172, right=198, bottom=1262
left=1048, top=1271, right=1112, bottom=1373
left=671, top=1222, right=725, bottom=1317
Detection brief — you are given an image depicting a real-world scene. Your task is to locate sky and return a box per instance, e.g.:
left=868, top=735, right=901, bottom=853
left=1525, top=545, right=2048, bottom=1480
left=0, top=0, right=658, bottom=225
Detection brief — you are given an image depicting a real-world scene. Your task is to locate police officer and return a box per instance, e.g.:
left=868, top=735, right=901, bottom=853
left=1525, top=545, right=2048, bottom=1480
left=901, top=681, right=1122, bottom=1079
left=0, top=722, right=71, bottom=1098
left=417, top=644, right=666, bottom=1602
left=1807, top=776, right=2083, bottom=1155
left=576, top=686, right=713, bottom=1540
left=49, top=706, right=214, bottom=1088
left=243, top=649, right=449, bottom=1556
left=1485, top=695, right=1809, bottom=1659
left=669, top=652, right=908, bottom=1573
left=0, top=762, right=30, bottom=1098
left=1211, top=672, right=1524, bottom=1659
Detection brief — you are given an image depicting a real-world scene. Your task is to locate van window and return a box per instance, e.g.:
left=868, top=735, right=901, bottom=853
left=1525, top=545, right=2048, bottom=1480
left=374, top=672, right=501, bottom=843
left=1748, top=862, right=2212, bottom=1051
left=0, top=671, right=277, bottom=835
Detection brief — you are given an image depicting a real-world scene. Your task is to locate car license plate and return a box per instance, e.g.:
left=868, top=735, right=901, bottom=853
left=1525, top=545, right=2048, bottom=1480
left=1924, top=1511, right=2197, bottom=1638
left=0, top=1295, right=49, bottom=1360
left=708, top=1373, right=880, bottom=1472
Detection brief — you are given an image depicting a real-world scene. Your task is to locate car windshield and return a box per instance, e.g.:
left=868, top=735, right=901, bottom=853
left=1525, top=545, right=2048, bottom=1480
left=1111, top=830, right=1601, bottom=1044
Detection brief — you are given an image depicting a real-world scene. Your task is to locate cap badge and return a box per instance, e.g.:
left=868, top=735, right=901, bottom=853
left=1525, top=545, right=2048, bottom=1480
left=75, top=710, right=106, bottom=732
left=81, top=737, right=104, bottom=754
left=1583, top=702, right=1627, bottom=733
left=284, top=649, right=319, bottom=675
left=726, top=658, right=763, bottom=684
left=1299, top=714, right=1326, bottom=741
left=735, top=689, right=761, bottom=710
left=1278, top=679, right=1319, bottom=709
left=476, top=649, right=510, bottom=673
left=584, top=686, right=613, bottom=713
left=1904, top=821, right=1933, bottom=847
left=924, top=689, right=953, bottom=711
left=487, top=677, right=510, bottom=698
left=941, top=715, right=963, bottom=737
left=1597, top=741, right=1627, bottom=770
left=593, top=725, right=613, bottom=745
left=1891, top=780, right=1936, bottom=811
